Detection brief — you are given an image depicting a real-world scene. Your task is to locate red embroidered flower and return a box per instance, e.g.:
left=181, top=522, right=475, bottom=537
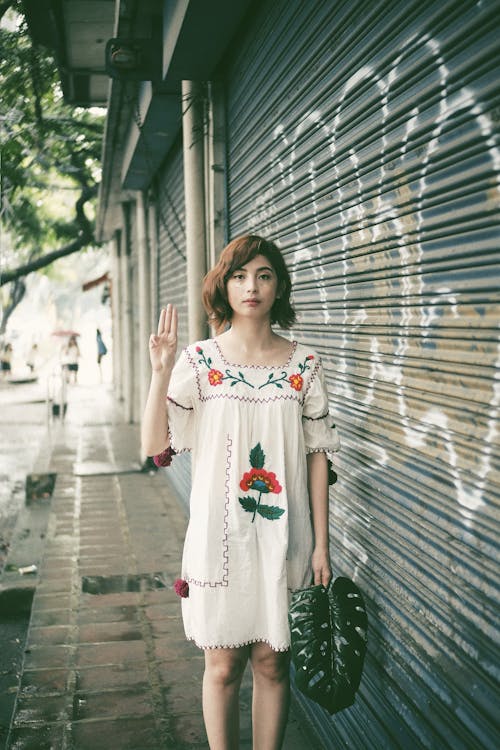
left=195, top=346, right=202, bottom=353
left=174, top=578, right=189, bottom=598
left=208, top=368, right=224, bottom=386
left=306, top=355, right=314, bottom=361
left=289, top=373, right=303, bottom=391
left=240, top=469, right=282, bottom=494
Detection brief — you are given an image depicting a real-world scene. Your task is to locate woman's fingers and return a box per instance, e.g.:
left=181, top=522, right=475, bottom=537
left=169, top=305, right=178, bottom=340
left=158, top=304, right=177, bottom=340
left=157, top=307, right=166, bottom=336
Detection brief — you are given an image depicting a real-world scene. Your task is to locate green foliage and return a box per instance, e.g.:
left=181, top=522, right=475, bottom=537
left=239, top=496, right=257, bottom=513
left=0, top=2, right=103, bottom=266
left=250, top=443, right=265, bottom=469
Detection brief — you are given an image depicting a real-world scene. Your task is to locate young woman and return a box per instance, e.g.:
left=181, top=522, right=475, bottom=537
left=142, top=235, right=339, bottom=750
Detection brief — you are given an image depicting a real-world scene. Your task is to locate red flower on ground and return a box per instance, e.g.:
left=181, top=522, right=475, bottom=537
left=208, top=368, right=224, bottom=386
left=289, top=373, right=303, bottom=391
left=240, top=468, right=282, bottom=494
left=174, top=578, right=189, bottom=598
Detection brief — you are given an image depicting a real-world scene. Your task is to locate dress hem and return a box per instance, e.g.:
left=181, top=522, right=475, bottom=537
left=186, top=635, right=290, bottom=652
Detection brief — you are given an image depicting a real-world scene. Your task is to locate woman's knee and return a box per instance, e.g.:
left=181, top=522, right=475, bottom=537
left=204, top=648, right=248, bottom=687
left=251, top=644, right=290, bottom=684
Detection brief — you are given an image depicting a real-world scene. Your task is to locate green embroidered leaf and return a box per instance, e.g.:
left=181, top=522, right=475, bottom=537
left=239, top=496, right=257, bottom=513
left=250, top=443, right=265, bottom=469
left=257, top=504, right=285, bottom=520
left=230, top=381, right=238, bottom=386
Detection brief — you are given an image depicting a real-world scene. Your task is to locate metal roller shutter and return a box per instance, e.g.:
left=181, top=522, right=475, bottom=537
left=225, top=0, right=499, bottom=747
left=157, top=141, right=191, bottom=507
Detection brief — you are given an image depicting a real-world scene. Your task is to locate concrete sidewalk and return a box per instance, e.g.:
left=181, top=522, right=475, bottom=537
left=1, top=383, right=319, bottom=749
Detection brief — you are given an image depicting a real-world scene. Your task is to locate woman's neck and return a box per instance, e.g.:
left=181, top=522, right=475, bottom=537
left=217, top=320, right=291, bottom=366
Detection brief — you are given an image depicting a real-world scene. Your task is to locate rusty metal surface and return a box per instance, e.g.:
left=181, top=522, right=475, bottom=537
left=225, top=0, right=500, bottom=747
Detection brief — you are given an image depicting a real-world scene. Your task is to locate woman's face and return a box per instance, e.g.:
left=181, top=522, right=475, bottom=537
left=226, top=254, right=279, bottom=322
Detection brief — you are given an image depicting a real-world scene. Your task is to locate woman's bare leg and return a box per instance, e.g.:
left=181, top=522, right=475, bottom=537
left=203, top=646, right=249, bottom=749
left=250, top=642, right=290, bottom=750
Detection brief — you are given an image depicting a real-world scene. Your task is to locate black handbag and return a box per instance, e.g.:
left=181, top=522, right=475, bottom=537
left=288, top=576, right=368, bottom=714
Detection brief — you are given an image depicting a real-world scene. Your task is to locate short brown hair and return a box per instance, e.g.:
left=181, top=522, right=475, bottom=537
left=202, top=235, right=296, bottom=332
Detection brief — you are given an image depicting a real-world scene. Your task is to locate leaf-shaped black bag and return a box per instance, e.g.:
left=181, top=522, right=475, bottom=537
left=288, top=577, right=368, bottom=714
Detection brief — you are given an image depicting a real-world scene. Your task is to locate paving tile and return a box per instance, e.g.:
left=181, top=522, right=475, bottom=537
left=33, top=578, right=72, bottom=594
left=153, top=636, right=201, bottom=662
left=79, top=591, right=142, bottom=608
left=22, top=644, right=72, bottom=670
left=150, top=617, right=186, bottom=639
left=168, top=712, right=208, bottom=746
left=7, top=723, right=66, bottom=750
left=75, top=639, right=146, bottom=667
left=30, top=608, right=72, bottom=627
left=70, top=716, right=161, bottom=749
left=75, top=664, right=149, bottom=692
left=72, top=688, right=154, bottom=721
left=144, top=602, right=179, bottom=621
left=78, top=620, right=142, bottom=643
left=30, top=592, right=72, bottom=611
left=29, top=624, right=72, bottom=645
left=157, top=658, right=205, bottom=692
left=77, top=604, right=140, bottom=625
left=13, top=694, right=68, bottom=726
left=19, top=668, right=69, bottom=697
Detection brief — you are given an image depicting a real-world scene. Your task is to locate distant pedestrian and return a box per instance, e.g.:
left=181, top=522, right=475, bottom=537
left=1, top=342, right=13, bottom=379
left=96, top=329, right=107, bottom=382
left=26, top=343, right=38, bottom=373
left=61, top=335, right=80, bottom=384
left=142, top=235, right=339, bottom=748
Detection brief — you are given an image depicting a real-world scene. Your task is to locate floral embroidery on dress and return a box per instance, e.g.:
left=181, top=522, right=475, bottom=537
left=239, top=443, right=285, bottom=522
left=208, top=368, right=224, bottom=386
left=196, top=346, right=254, bottom=388
left=259, top=354, right=314, bottom=392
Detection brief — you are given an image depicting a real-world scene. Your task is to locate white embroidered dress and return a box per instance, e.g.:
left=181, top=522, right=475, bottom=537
left=167, top=339, right=340, bottom=651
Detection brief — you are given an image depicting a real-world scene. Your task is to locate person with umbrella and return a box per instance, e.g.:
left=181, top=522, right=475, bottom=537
left=61, top=334, right=81, bottom=384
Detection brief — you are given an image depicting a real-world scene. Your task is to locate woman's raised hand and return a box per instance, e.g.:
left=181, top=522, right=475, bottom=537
left=149, top=304, right=178, bottom=372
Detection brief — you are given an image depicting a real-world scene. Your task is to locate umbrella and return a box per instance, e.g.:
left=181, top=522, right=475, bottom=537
left=51, top=330, right=80, bottom=337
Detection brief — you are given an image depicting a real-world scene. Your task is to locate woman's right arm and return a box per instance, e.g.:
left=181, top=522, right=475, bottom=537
left=141, top=304, right=178, bottom=456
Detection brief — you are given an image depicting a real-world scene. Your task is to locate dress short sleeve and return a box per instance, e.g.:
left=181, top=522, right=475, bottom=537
left=167, top=349, right=196, bottom=453
left=302, top=359, right=340, bottom=454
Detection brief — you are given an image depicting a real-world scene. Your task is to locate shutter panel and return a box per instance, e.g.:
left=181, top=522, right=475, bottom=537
left=157, top=142, right=191, bottom=507
left=157, top=140, right=189, bottom=350
left=225, top=0, right=500, bottom=747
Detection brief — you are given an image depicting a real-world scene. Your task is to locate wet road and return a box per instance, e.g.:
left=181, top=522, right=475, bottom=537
left=0, top=380, right=51, bottom=570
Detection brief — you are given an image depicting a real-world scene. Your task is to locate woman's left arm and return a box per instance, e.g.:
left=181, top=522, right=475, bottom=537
left=307, top=451, right=332, bottom=587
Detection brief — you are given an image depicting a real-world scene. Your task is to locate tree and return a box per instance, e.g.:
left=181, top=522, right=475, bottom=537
left=0, top=1, right=104, bottom=330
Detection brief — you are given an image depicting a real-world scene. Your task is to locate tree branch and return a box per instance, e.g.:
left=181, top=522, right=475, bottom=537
left=0, top=186, right=97, bottom=286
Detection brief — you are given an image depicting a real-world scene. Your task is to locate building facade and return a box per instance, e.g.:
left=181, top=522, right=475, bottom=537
left=48, top=0, right=500, bottom=747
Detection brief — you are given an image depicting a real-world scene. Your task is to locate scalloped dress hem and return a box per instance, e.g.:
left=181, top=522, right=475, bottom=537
left=187, top=635, right=290, bottom=652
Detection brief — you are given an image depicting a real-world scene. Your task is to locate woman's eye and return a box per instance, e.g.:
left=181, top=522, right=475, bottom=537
left=259, top=274, right=271, bottom=280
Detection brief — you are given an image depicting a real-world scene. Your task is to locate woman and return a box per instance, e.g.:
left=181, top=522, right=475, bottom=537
left=142, top=235, right=339, bottom=749
left=62, top=335, right=80, bottom=384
